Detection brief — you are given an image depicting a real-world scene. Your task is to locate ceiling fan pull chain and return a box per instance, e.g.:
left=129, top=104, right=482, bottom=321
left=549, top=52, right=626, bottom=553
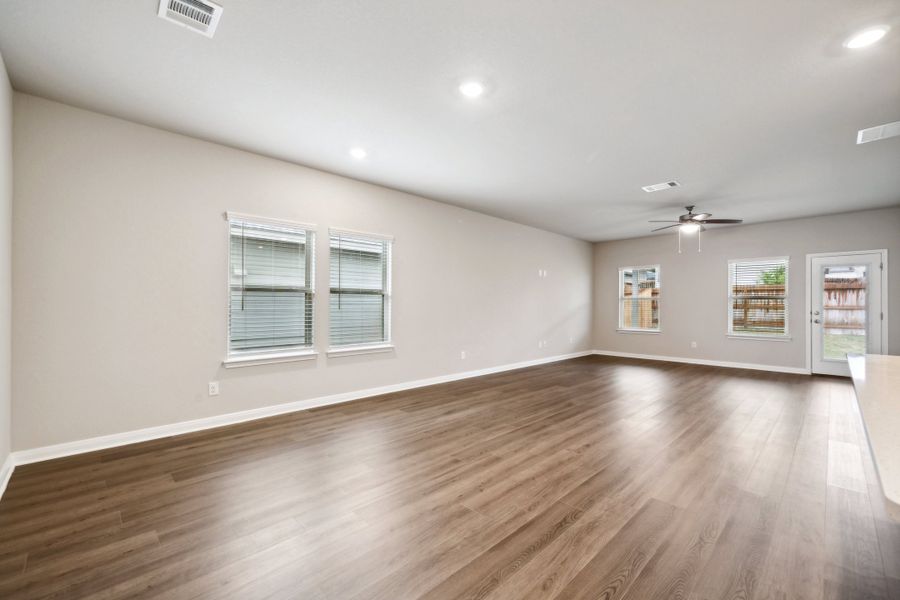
left=678, top=228, right=682, bottom=254
left=698, top=228, right=702, bottom=253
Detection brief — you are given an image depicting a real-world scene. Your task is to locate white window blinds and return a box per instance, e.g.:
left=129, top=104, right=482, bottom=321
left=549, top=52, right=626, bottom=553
left=228, top=216, right=315, bottom=356
left=618, top=266, right=660, bottom=331
left=728, top=257, right=789, bottom=337
left=329, top=230, right=392, bottom=347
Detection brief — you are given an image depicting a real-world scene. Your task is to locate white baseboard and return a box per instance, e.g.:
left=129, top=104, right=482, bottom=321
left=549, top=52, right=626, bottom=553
left=592, top=349, right=810, bottom=375
left=0, top=453, right=14, bottom=501
left=9, top=350, right=593, bottom=471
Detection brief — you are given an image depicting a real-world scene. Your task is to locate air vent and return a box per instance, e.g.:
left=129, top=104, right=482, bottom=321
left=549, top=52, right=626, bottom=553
left=641, top=180, right=679, bottom=193
left=158, top=0, right=223, bottom=38
left=857, top=120, right=900, bottom=144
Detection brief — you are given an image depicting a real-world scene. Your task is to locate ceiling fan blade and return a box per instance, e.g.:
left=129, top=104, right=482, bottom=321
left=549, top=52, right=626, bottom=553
left=689, top=213, right=711, bottom=221
left=651, top=224, right=681, bottom=232
left=702, top=219, right=743, bottom=224
left=648, top=220, right=679, bottom=223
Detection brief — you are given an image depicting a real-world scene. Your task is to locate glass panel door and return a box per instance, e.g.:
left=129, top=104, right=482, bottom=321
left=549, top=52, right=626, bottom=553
left=821, top=265, right=867, bottom=361
left=810, top=253, right=883, bottom=376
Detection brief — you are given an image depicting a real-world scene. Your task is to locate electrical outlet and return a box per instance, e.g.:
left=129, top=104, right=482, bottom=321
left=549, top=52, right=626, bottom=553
left=208, top=381, right=219, bottom=396
left=690, top=341, right=697, bottom=349
left=460, top=350, right=466, bottom=359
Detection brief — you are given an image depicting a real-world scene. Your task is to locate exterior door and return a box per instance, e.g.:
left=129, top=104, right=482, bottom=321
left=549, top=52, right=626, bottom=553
left=810, top=252, right=884, bottom=376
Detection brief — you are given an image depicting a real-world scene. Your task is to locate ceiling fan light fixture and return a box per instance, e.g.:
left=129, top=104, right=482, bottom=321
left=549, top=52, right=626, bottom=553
left=680, top=223, right=701, bottom=234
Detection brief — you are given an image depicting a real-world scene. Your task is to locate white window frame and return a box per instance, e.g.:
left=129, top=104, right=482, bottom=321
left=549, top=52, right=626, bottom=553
left=223, top=212, right=318, bottom=368
left=727, top=256, right=790, bottom=340
left=327, top=228, right=394, bottom=357
left=617, top=264, right=661, bottom=333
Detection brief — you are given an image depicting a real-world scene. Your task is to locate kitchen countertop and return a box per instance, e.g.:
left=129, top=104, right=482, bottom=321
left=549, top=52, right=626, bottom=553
left=848, top=353, right=900, bottom=522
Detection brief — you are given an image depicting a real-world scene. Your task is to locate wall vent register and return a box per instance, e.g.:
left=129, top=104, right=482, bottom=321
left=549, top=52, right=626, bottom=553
left=641, top=181, right=679, bottom=193
left=157, top=0, right=223, bottom=37
left=857, top=120, right=900, bottom=145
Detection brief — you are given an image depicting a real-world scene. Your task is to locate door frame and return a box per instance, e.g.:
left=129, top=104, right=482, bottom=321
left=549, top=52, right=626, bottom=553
left=805, top=249, right=889, bottom=374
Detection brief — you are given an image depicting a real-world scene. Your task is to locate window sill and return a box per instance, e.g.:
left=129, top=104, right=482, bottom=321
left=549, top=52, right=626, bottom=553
left=327, top=344, right=395, bottom=358
left=727, top=334, right=792, bottom=342
left=617, top=329, right=661, bottom=335
left=223, top=350, right=319, bottom=368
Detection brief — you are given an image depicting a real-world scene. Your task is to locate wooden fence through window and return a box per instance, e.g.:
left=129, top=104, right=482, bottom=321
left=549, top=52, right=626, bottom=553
left=731, top=284, right=785, bottom=333
left=822, top=278, right=866, bottom=335
left=730, top=279, right=866, bottom=335
left=622, top=282, right=659, bottom=329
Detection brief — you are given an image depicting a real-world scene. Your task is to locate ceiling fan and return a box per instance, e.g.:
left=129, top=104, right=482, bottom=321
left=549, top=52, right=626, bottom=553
left=648, top=205, right=743, bottom=252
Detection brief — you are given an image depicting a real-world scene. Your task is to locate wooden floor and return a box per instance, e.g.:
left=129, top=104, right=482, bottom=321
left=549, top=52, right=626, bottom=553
left=1, top=356, right=899, bottom=599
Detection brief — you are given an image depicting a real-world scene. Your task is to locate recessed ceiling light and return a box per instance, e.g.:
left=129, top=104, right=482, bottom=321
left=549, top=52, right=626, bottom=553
left=459, top=81, right=485, bottom=99
left=843, top=26, right=889, bottom=49
left=349, top=147, right=367, bottom=160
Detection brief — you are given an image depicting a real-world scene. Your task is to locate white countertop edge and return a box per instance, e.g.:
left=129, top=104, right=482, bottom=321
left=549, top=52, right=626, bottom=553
left=848, top=353, right=900, bottom=522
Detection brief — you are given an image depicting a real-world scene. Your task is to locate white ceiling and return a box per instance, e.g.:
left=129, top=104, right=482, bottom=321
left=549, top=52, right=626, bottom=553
left=0, top=0, right=898, bottom=241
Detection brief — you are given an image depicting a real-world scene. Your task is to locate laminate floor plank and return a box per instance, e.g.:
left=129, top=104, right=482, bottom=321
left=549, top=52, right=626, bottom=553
left=687, top=490, right=778, bottom=600
left=1, top=356, right=897, bottom=599
left=624, top=480, right=741, bottom=600
left=552, top=498, right=680, bottom=600
left=754, top=386, right=830, bottom=600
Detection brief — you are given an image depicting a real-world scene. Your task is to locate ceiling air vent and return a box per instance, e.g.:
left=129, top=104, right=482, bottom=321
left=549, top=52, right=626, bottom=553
left=641, top=180, right=679, bottom=193
left=158, top=0, right=223, bottom=38
left=857, top=120, right=900, bottom=145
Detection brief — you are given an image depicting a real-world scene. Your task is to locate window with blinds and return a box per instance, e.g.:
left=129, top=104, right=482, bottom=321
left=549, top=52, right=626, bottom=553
left=329, top=230, right=392, bottom=348
left=618, top=265, right=660, bottom=331
left=228, top=215, right=315, bottom=357
left=728, top=257, right=789, bottom=337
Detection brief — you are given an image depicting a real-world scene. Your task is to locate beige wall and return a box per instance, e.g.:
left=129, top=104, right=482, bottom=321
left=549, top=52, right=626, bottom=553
left=11, top=90, right=898, bottom=453
left=12, top=93, right=593, bottom=450
left=592, top=207, right=900, bottom=368
left=0, top=53, right=11, bottom=465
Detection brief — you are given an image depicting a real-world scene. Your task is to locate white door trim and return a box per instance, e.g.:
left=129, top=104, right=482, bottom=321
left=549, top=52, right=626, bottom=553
left=805, top=249, right=888, bottom=374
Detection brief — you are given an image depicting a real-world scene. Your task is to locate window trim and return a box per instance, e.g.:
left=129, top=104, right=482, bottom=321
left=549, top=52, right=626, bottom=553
left=328, top=228, right=393, bottom=351
left=727, top=256, right=790, bottom=340
left=328, top=227, right=394, bottom=242
left=223, top=349, right=319, bottom=369
left=224, top=212, right=318, bottom=364
left=327, top=344, right=395, bottom=358
left=617, top=264, right=661, bottom=333
left=224, top=211, right=316, bottom=232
